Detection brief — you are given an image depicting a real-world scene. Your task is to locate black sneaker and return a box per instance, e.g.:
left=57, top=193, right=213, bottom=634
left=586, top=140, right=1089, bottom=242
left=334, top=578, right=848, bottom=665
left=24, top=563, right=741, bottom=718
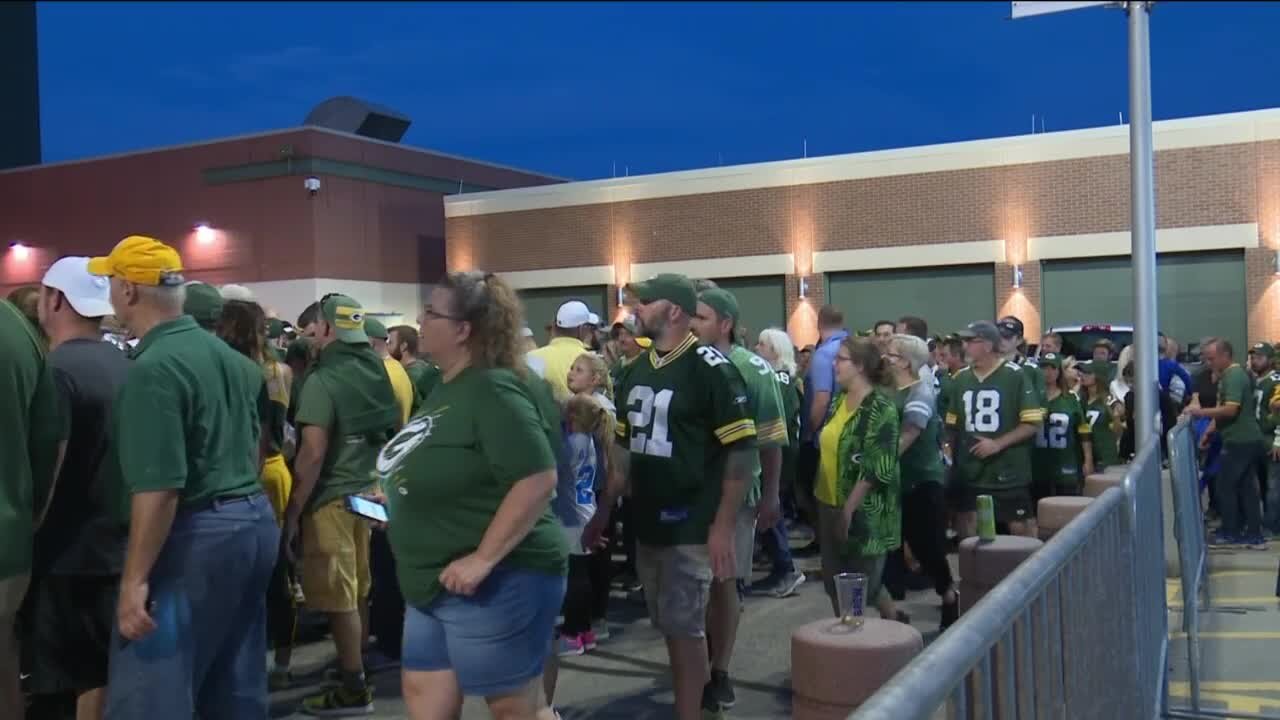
left=940, top=596, right=960, bottom=630
left=708, top=670, right=736, bottom=709
left=702, top=682, right=727, bottom=719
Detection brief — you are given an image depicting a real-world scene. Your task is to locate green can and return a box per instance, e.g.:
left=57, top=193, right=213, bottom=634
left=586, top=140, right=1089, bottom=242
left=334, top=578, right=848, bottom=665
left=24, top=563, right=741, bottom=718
left=977, top=494, right=997, bottom=541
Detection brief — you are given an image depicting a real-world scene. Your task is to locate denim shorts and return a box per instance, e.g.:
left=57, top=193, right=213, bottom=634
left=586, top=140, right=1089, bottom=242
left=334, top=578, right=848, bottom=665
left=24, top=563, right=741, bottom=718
left=402, top=565, right=565, bottom=697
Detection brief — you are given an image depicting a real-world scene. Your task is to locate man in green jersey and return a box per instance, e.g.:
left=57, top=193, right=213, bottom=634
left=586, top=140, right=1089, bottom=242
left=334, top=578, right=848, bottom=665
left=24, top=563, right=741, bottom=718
left=997, top=315, right=1047, bottom=407
left=388, top=325, right=441, bottom=414
left=1250, top=343, right=1280, bottom=535
left=945, top=321, right=1044, bottom=538
left=583, top=273, right=756, bottom=720
left=1188, top=338, right=1267, bottom=547
left=691, top=286, right=789, bottom=712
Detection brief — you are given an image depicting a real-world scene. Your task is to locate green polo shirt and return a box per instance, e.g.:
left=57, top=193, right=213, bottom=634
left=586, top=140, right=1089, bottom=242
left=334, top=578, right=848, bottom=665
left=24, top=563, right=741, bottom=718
left=0, top=301, right=65, bottom=579
left=1218, top=363, right=1263, bottom=445
left=115, top=316, right=267, bottom=510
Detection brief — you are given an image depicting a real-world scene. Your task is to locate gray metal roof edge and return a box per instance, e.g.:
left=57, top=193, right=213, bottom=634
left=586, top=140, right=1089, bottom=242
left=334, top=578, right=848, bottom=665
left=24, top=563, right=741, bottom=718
left=0, top=125, right=569, bottom=183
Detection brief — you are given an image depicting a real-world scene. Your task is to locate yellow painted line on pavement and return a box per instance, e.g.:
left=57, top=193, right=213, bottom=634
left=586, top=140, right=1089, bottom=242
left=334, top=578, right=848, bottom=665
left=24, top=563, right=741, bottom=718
left=1170, top=688, right=1280, bottom=714
left=1171, top=631, right=1280, bottom=640
left=1210, top=570, right=1276, bottom=579
left=1173, top=681, right=1280, bottom=692
left=1169, top=596, right=1280, bottom=608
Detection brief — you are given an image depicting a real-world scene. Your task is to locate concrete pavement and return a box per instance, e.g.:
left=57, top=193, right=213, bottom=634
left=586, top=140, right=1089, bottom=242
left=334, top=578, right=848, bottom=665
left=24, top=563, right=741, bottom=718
left=270, top=550, right=958, bottom=719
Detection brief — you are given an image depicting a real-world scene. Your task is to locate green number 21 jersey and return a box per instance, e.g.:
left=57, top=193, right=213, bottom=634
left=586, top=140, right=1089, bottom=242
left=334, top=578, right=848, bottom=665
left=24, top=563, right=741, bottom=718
left=615, top=333, right=757, bottom=547
left=944, top=362, right=1045, bottom=491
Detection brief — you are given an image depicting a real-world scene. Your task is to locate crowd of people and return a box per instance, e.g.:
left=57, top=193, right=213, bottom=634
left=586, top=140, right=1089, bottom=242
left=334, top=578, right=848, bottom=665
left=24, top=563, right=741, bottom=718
left=4, top=234, right=1279, bottom=720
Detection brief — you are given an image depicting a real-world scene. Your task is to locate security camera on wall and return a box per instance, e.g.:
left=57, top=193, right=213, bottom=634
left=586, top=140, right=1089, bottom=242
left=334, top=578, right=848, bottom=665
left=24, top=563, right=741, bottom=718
left=304, top=176, right=321, bottom=196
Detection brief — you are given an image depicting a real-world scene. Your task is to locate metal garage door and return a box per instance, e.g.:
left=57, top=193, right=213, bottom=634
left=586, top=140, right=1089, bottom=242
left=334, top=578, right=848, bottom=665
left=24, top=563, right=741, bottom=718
left=709, top=275, right=787, bottom=342
left=1041, top=250, right=1246, bottom=351
left=825, top=265, right=996, bottom=338
left=518, top=285, right=608, bottom=346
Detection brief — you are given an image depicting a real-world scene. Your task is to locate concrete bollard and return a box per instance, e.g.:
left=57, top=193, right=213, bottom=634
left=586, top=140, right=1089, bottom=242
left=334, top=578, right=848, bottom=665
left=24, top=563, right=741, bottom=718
left=1037, top=496, right=1094, bottom=540
left=790, top=618, right=923, bottom=719
left=958, top=536, right=1044, bottom=613
left=1084, top=471, right=1125, bottom=498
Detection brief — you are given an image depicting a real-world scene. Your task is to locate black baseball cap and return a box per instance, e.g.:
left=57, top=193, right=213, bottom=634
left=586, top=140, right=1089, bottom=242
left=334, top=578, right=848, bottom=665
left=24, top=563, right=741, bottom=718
left=996, top=316, right=1024, bottom=339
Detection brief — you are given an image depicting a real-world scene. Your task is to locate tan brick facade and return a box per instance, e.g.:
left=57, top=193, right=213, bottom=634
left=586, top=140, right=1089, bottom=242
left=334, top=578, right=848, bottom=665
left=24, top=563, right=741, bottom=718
left=448, top=135, right=1280, bottom=344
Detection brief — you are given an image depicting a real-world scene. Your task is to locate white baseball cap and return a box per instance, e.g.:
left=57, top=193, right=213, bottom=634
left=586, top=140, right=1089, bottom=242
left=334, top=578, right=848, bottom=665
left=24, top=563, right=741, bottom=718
left=520, top=326, right=534, bottom=338
left=41, top=256, right=114, bottom=318
left=587, top=312, right=601, bottom=326
left=555, top=300, right=593, bottom=329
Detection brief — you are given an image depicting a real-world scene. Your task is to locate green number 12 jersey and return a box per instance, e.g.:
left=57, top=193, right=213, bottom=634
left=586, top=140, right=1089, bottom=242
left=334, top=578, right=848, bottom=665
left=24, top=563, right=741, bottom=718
left=1033, top=391, right=1091, bottom=494
left=615, top=333, right=757, bottom=546
left=944, top=362, right=1044, bottom=491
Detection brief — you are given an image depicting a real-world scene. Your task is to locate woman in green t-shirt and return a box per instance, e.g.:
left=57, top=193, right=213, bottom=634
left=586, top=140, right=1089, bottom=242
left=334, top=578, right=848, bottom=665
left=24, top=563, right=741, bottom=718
left=1080, top=360, right=1121, bottom=470
left=816, top=336, right=904, bottom=621
left=377, top=271, right=568, bottom=718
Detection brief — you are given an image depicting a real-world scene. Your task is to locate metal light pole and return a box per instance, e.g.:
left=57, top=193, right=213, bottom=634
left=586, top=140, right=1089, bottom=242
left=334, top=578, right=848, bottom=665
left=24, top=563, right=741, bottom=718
left=1012, top=0, right=1160, bottom=447
left=1128, top=0, right=1159, bottom=449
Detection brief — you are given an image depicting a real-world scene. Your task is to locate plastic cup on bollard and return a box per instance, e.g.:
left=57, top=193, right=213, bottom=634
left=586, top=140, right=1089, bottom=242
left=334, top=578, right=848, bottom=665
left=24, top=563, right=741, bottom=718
left=835, top=572, right=866, bottom=629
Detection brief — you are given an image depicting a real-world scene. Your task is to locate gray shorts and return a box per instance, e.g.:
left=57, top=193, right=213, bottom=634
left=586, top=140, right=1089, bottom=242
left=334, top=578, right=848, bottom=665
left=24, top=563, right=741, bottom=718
left=734, top=505, right=758, bottom=580
left=636, top=544, right=713, bottom=638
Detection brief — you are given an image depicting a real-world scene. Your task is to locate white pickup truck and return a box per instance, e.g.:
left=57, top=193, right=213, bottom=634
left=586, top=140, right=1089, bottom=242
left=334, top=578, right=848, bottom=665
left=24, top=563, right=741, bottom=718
left=1042, top=324, right=1134, bottom=362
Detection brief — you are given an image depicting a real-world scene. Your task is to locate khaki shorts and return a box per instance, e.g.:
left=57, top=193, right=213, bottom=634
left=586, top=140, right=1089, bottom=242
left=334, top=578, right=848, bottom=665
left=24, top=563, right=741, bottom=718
left=636, top=544, right=712, bottom=638
left=300, top=498, right=372, bottom=613
left=734, top=505, right=758, bottom=580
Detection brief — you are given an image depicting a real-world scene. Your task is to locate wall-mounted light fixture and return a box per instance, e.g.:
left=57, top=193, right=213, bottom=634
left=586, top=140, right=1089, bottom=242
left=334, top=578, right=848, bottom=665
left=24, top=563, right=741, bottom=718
left=617, top=286, right=625, bottom=306
left=9, top=241, right=30, bottom=261
left=799, top=276, right=809, bottom=299
left=1274, top=249, right=1280, bottom=275
left=195, top=223, right=215, bottom=244
left=1012, top=265, right=1024, bottom=290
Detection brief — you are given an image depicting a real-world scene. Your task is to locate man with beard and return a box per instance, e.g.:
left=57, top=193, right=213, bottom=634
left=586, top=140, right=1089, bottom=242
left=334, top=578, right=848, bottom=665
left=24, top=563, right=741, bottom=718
left=388, top=325, right=441, bottom=414
left=583, top=274, right=755, bottom=720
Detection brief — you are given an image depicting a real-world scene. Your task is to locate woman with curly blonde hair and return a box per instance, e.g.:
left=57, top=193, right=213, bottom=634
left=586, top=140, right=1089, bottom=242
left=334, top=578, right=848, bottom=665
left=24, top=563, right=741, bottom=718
left=377, top=271, right=567, bottom=720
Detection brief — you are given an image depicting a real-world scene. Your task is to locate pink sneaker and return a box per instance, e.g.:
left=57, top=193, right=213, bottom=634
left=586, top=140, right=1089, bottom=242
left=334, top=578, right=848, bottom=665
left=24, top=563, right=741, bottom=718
left=582, top=630, right=598, bottom=651
left=556, top=633, right=585, bottom=657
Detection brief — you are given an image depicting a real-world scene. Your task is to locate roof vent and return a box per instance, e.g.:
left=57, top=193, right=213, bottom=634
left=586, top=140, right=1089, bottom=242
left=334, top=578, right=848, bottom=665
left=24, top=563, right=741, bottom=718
left=304, top=96, right=411, bottom=143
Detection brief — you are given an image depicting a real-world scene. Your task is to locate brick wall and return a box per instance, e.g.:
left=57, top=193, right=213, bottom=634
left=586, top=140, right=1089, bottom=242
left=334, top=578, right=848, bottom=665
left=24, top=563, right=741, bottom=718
left=449, top=139, right=1280, bottom=344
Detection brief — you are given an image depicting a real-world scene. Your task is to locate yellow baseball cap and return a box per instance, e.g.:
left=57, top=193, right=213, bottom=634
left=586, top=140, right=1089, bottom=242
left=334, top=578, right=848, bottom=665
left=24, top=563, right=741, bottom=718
left=87, top=235, right=185, bottom=286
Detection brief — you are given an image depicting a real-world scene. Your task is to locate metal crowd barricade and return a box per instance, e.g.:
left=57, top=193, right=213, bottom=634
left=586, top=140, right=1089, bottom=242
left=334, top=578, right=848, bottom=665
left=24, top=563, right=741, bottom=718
left=849, top=438, right=1169, bottom=720
left=1166, top=418, right=1208, bottom=713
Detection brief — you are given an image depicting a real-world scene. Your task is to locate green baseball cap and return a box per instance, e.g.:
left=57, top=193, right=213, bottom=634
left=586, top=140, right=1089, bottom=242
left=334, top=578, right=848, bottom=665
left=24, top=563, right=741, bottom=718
left=1250, top=342, right=1274, bottom=359
left=1038, top=352, right=1063, bottom=369
left=364, top=316, right=388, bottom=340
left=1081, top=359, right=1111, bottom=379
left=183, top=282, right=224, bottom=329
left=321, top=294, right=368, bottom=344
left=626, top=273, right=697, bottom=315
left=266, top=318, right=285, bottom=339
left=698, top=288, right=740, bottom=323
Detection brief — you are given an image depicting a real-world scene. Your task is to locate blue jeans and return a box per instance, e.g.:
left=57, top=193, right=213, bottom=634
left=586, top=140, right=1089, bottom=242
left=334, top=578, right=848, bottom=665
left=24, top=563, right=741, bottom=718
left=760, top=518, right=795, bottom=577
left=1217, top=442, right=1265, bottom=539
left=1265, top=456, right=1280, bottom=535
left=105, top=494, right=279, bottom=720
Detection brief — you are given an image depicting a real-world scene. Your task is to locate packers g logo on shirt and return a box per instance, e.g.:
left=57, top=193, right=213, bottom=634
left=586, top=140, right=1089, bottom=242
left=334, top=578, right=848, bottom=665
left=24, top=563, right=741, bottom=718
left=377, top=408, right=447, bottom=478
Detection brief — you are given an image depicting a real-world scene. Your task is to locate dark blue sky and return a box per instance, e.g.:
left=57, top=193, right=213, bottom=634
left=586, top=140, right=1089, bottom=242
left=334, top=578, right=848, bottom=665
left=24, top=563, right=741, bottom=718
left=37, top=1, right=1280, bottom=180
